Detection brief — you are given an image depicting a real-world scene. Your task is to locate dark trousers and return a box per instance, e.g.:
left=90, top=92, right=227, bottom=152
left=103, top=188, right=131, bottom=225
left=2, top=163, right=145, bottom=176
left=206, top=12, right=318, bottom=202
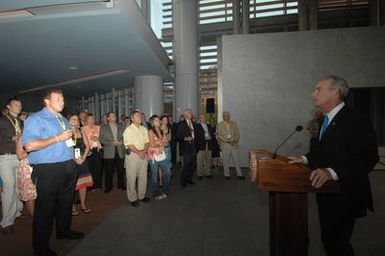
left=181, top=143, right=197, bottom=183
left=104, top=152, right=125, bottom=189
left=171, top=139, right=177, bottom=164
left=87, top=148, right=103, bottom=189
left=31, top=160, right=77, bottom=255
left=318, top=203, right=356, bottom=256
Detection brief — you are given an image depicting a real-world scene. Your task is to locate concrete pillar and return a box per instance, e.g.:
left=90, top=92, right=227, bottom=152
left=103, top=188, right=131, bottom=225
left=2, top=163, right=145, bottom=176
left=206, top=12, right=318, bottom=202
left=308, top=0, right=318, bottom=30
left=173, top=0, right=199, bottom=116
left=134, top=75, right=164, bottom=118
left=242, top=0, right=249, bottom=34
left=298, top=0, right=308, bottom=31
left=94, top=92, right=100, bottom=122
left=112, top=88, right=116, bottom=114
left=233, top=0, right=241, bottom=34
left=141, top=0, right=151, bottom=24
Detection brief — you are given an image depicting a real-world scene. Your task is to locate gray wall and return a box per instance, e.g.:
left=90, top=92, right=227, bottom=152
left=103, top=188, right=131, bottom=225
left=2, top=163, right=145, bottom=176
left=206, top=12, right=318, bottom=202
left=218, top=26, right=385, bottom=166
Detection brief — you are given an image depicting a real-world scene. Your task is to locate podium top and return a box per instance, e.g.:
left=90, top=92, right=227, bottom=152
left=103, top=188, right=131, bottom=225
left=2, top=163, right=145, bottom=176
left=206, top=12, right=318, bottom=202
left=249, top=149, right=339, bottom=194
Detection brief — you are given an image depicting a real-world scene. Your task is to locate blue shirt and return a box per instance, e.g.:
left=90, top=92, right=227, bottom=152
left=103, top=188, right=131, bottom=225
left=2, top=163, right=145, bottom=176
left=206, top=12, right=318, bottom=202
left=0, top=177, right=3, bottom=188
left=22, top=108, right=74, bottom=165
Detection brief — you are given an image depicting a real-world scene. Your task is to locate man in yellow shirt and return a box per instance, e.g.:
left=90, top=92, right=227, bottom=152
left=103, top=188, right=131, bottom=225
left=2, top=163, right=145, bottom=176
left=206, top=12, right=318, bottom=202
left=217, top=111, right=244, bottom=179
left=123, top=111, right=150, bottom=207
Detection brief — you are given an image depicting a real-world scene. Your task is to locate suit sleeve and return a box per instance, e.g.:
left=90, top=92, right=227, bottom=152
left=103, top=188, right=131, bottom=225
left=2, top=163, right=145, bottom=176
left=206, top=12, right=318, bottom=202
left=99, top=125, right=113, bottom=146
left=337, top=116, right=379, bottom=183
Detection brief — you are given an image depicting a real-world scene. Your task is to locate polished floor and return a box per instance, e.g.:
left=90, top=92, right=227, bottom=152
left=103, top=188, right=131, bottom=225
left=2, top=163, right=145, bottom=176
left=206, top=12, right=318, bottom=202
left=66, top=167, right=385, bottom=256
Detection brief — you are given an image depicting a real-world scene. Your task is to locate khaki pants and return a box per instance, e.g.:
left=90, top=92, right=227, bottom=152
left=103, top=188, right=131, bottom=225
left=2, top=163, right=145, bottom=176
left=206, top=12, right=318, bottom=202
left=0, top=154, right=23, bottom=228
left=222, top=148, right=242, bottom=177
left=197, top=145, right=211, bottom=177
left=125, top=153, right=148, bottom=202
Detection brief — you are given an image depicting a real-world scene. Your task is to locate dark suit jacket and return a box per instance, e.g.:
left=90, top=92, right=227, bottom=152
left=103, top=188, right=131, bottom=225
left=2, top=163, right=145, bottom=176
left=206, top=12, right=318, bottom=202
left=305, top=106, right=379, bottom=218
left=195, top=122, right=215, bottom=151
left=176, top=120, right=197, bottom=154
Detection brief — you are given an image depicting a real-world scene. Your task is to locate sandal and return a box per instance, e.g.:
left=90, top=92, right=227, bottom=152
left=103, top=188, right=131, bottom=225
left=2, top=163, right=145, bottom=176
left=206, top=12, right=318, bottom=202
left=80, top=208, right=92, bottom=214
left=72, top=210, right=80, bottom=216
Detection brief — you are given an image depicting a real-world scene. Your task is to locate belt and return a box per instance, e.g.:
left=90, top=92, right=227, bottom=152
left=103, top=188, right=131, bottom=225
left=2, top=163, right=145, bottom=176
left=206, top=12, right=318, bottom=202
left=0, top=153, right=15, bottom=155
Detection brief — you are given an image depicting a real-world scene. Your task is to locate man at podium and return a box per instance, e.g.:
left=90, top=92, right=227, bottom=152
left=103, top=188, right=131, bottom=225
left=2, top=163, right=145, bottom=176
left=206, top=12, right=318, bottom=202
left=289, top=75, right=379, bottom=256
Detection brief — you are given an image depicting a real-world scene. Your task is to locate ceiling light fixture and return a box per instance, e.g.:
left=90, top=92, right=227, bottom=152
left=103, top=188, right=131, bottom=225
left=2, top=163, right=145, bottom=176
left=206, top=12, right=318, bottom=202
left=0, top=10, right=34, bottom=20
left=18, top=68, right=129, bottom=94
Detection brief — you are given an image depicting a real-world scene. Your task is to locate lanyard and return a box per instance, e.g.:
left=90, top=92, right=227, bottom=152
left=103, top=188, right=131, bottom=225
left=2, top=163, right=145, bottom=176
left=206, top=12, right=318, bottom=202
left=6, top=114, right=21, bottom=135
left=56, top=114, right=67, bottom=130
left=72, top=130, right=78, bottom=146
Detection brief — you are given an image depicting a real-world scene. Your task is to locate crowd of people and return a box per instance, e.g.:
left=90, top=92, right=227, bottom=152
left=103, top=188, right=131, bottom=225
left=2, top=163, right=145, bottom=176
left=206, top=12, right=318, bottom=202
left=0, top=88, right=244, bottom=255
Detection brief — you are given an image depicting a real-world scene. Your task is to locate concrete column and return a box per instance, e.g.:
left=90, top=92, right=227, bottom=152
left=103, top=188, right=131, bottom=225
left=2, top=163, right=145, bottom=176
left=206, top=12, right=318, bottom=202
left=369, top=0, right=380, bottom=26
left=242, top=0, right=249, bottom=34
left=298, top=0, right=308, bottom=31
left=134, top=75, right=164, bottom=118
left=94, top=92, right=100, bottom=122
left=100, top=94, right=106, bottom=118
left=173, top=0, right=199, bottom=116
left=141, top=0, right=151, bottom=24
left=81, top=96, right=86, bottom=111
left=233, top=0, right=241, bottom=34
left=112, top=88, right=116, bottom=114
left=308, top=0, right=318, bottom=30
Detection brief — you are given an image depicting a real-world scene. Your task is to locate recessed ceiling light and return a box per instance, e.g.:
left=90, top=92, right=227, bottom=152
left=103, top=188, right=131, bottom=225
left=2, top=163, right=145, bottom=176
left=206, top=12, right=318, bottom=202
left=68, top=66, right=78, bottom=70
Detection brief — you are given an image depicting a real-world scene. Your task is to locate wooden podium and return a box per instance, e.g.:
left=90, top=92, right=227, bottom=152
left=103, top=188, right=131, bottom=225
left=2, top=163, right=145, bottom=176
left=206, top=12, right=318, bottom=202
left=249, top=149, right=339, bottom=256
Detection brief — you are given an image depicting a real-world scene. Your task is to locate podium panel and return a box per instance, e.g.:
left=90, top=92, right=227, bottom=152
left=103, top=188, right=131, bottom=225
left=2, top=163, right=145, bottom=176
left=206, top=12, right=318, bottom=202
left=249, top=149, right=339, bottom=256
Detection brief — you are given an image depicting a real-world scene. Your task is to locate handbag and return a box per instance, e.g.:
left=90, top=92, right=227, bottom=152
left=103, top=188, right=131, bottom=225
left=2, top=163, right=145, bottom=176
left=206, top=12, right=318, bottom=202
left=154, top=150, right=166, bottom=162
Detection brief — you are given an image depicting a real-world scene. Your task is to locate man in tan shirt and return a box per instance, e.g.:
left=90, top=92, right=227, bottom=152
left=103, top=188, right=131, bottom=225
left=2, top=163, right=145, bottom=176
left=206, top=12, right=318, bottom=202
left=123, top=111, right=150, bottom=207
left=217, top=111, right=244, bottom=179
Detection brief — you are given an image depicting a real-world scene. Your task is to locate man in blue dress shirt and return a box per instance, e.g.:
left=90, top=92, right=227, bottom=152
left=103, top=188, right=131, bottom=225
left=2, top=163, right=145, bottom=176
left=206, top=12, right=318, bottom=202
left=23, top=89, right=84, bottom=256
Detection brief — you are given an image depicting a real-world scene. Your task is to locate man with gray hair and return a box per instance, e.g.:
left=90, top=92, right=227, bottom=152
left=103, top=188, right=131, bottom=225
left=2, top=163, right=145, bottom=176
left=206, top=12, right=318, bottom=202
left=217, top=111, right=244, bottom=179
left=289, top=75, right=378, bottom=256
left=176, top=109, right=197, bottom=187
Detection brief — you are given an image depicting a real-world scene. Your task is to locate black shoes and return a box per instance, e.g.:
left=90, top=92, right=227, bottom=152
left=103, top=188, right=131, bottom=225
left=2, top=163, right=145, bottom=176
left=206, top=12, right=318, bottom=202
left=188, top=180, right=195, bottom=185
left=198, top=176, right=204, bottom=180
left=131, top=200, right=140, bottom=207
left=57, top=230, right=85, bottom=240
left=139, top=197, right=151, bottom=203
left=181, top=182, right=187, bottom=187
left=205, top=174, right=213, bottom=179
left=118, top=186, right=127, bottom=190
left=103, top=188, right=112, bottom=193
left=237, top=176, right=246, bottom=180
left=224, top=176, right=231, bottom=180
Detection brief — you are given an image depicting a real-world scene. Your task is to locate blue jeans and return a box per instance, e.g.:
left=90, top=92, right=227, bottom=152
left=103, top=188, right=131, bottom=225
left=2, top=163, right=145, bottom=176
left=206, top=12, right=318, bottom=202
left=149, top=159, right=171, bottom=198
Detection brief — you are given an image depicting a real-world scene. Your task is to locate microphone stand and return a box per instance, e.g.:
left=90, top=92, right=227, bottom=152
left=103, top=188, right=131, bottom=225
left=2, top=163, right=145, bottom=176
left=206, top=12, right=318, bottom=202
left=272, top=130, right=298, bottom=159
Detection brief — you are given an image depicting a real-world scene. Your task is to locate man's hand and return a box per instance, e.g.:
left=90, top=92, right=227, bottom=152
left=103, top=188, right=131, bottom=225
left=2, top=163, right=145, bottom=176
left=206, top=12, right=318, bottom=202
left=287, top=156, right=304, bottom=164
left=310, top=168, right=333, bottom=188
left=138, top=151, right=146, bottom=159
left=185, top=136, right=193, bottom=142
left=75, top=158, right=85, bottom=165
left=12, top=134, right=21, bottom=142
left=58, top=130, right=73, bottom=141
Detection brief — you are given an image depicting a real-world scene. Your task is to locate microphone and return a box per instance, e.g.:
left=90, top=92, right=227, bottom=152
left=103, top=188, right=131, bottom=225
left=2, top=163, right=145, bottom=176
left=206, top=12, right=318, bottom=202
left=272, top=125, right=303, bottom=159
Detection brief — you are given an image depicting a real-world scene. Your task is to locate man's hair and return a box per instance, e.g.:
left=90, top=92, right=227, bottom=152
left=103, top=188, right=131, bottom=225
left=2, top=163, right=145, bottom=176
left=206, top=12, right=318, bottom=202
left=130, top=110, right=141, bottom=121
left=325, top=75, right=350, bottom=101
left=43, top=89, right=63, bottom=101
left=106, top=112, right=115, bottom=118
left=6, top=96, right=21, bottom=107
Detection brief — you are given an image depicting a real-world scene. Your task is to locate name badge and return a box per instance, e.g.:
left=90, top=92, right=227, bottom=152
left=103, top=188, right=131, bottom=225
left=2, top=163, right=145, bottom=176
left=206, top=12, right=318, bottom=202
left=74, top=148, right=81, bottom=159
left=65, top=138, right=74, bottom=148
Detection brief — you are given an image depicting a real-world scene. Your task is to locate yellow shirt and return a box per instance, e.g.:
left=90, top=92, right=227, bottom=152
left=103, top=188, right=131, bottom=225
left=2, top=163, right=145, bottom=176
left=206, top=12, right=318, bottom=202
left=123, top=124, right=149, bottom=150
